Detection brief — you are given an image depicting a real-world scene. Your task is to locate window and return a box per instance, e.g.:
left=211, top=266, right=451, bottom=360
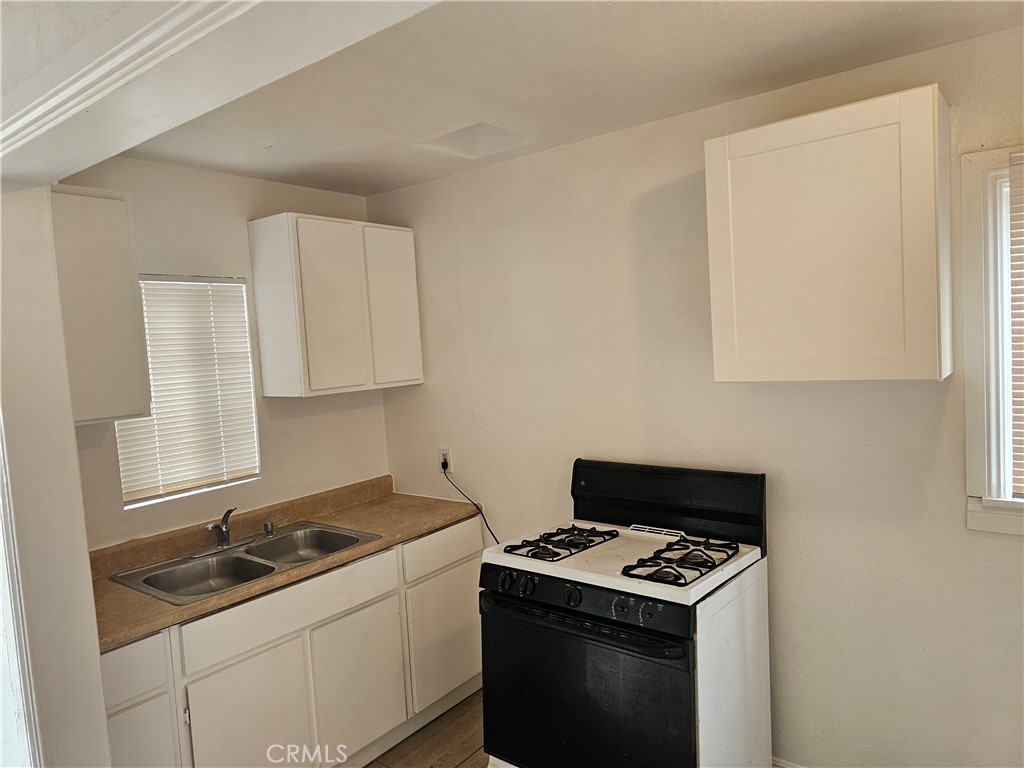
left=115, top=278, right=260, bottom=507
left=963, top=147, right=1023, bottom=535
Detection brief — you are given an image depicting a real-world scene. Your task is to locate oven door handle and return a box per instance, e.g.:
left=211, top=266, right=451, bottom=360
left=480, top=592, right=689, bottom=661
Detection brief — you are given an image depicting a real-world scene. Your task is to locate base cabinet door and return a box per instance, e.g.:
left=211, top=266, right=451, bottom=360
left=311, top=595, right=407, bottom=758
left=108, top=693, right=177, bottom=768
left=406, top=559, right=482, bottom=713
left=186, top=637, right=311, bottom=767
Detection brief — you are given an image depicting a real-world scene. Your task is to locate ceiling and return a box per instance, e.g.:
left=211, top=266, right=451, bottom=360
left=122, top=1, right=1022, bottom=196
left=1, top=1, right=127, bottom=95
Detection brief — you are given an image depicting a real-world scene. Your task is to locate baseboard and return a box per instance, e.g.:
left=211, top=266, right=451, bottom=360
left=773, top=758, right=807, bottom=768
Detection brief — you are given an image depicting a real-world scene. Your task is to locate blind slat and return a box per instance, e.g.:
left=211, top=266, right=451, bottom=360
left=1008, top=153, right=1024, bottom=496
left=115, top=280, right=261, bottom=505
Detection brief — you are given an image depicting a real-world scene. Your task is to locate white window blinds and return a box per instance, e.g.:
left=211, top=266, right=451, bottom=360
left=116, top=279, right=260, bottom=505
left=1010, top=152, right=1024, bottom=497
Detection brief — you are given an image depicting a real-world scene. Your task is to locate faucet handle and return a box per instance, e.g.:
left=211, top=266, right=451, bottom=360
left=219, top=507, right=237, bottom=529
left=263, top=516, right=287, bottom=537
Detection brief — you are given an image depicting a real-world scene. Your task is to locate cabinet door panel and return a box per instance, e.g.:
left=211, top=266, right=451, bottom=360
left=363, top=226, right=423, bottom=385
left=705, top=84, right=949, bottom=381
left=296, top=217, right=369, bottom=390
left=729, top=124, right=906, bottom=359
left=107, top=693, right=177, bottom=768
left=311, top=595, right=406, bottom=755
left=406, top=559, right=482, bottom=713
left=51, top=192, right=149, bottom=421
left=187, top=638, right=311, bottom=767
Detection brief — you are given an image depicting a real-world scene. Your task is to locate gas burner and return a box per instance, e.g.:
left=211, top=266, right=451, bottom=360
left=621, top=533, right=740, bottom=587
left=662, top=534, right=739, bottom=558
left=622, top=558, right=693, bottom=585
left=503, top=524, right=619, bottom=561
left=660, top=548, right=718, bottom=569
left=529, top=545, right=564, bottom=560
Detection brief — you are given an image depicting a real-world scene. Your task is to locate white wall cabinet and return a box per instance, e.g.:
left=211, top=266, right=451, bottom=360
left=51, top=187, right=150, bottom=422
left=249, top=212, right=424, bottom=397
left=401, top=518, right=484, bottom=713
left=704, top=84, right=951, bottom=381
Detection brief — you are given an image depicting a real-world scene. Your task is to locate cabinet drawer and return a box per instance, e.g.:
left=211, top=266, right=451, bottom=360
left=402, top=517, right=482, bottom=583
left=181, top=549, right=398, bottom=675
left=100, top=633, right=167, bottom=709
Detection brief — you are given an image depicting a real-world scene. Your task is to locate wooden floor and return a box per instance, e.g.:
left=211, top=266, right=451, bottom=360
left=371, top=690, right=486, bottom=768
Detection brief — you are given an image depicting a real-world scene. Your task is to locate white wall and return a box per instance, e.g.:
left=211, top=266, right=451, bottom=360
left=62, top=158, right=390, bottom=548
left=368, top=29, right=1024, bottom=768
left=1, top=187, right=110, bottom=766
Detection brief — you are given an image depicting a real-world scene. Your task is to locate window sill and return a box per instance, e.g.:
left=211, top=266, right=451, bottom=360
left=967, top=496, right=1024, bottom=535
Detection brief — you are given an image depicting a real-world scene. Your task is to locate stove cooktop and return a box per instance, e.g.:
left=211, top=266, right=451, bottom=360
left=484, top=519, right=762, bottom=605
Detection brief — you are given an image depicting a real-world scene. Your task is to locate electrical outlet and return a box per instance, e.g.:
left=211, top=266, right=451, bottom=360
left=438, top=447, right=451, bottom=474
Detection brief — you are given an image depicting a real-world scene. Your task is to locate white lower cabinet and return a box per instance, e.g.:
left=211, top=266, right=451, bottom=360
left=99, top=523, right=484, bottom=767
left=401, top=518, right=484, bottom=714
left=108, top=693, right=178, bottom=768
left=100, top=631, right=180, bottom=768
left=187, top=637, right=312, bottom=768
left=406, top=558, right=482, bottom=713
left=311, top=595, right=407, bottom=757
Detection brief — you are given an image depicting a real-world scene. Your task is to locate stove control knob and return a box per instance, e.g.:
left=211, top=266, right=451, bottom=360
left=613, top=597, right=630, bottom=616
left=497, top=571, right=515, bottom=592
left=518, top=576, right=536, bottom=597
left=564, top=586, right=583, bottom=608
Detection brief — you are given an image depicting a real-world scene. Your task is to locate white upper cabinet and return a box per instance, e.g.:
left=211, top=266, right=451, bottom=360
left=51, top=187, right=150, bottom=422
left=704, top=84, right=952, bottom=382
left=248, top=212, right=424, bottom=397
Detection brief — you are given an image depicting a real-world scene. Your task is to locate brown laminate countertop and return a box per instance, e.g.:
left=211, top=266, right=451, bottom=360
left=91, top=477, right=477, bottom=652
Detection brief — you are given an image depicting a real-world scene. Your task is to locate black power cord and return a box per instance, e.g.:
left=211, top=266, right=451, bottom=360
left=442, top=461, right=499, bottom=543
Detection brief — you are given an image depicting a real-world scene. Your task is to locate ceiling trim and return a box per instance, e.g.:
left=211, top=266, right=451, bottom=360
left=1, top=2, right=254, bottom=156
left=0, top=1, right=436, bottom=188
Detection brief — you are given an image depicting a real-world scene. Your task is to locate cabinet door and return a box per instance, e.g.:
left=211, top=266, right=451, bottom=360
left=406, top=559, right=482, bottom=713
left=705, top=85, right=949, bottom=381
left=363, top=226, right=424, bottom=385
left=296, top=216, right=370, bottom=391
left=108, top=693, right=178, bottom=768
left=51, top=192, right=149, bottom=422
left=311, top=595, right=406, bottom=756
left=186, top=637, right=311, bottom=767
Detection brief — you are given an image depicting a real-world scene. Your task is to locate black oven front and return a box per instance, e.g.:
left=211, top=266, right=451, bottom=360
left=480, top=587, right=696, bottom=768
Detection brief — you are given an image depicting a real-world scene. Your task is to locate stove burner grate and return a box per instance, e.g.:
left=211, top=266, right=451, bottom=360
left=621, top=534, right=740, bottom=587
left=503, top=524, right=619, bottom=561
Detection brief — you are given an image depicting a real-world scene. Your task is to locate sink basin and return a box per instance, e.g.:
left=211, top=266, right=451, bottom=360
left=111, top=521, right=380, bottom=605
left=141, top=556, right=274, bottom=599
left=244, top=527, right=361, bottom=564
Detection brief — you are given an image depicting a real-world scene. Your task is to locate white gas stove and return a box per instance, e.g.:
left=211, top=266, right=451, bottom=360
left=479, top=459, right=772, bottom=768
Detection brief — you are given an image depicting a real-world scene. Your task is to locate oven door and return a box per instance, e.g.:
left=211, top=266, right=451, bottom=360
left=481, top=591, right=695, bottom=768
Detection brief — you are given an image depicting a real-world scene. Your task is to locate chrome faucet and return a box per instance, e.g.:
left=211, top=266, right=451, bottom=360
left=206, top=508, right=237, bottom=548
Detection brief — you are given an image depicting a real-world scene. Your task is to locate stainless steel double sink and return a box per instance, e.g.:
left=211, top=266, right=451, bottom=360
left=112, top=521, right=380, bottom=605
